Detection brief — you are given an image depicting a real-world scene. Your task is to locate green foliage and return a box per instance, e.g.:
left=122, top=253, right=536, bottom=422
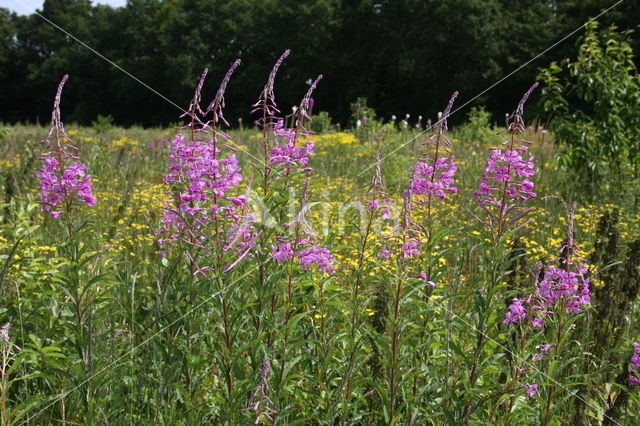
left=309, top=111, right=333, bottom=133
left=539, top=22, right=640, bottom=187
left=350, top=97, right=376, bottom=127
left=455, top=106, right=501, bottom=144
left=90, top=114, right=114, bottom=134
left=350, top=97, right=382, bottom=141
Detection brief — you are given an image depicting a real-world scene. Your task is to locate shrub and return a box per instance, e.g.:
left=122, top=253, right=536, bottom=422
left=538, top=21, right=640, bottom=191
left=455, top=106, right=502, bottom=144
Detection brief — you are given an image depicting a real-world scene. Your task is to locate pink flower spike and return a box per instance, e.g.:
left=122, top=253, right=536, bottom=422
left=37, top=75, right=96, bottom=218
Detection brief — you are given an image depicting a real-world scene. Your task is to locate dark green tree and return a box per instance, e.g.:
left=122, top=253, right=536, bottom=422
left=0, top=0, right=638, bottom=127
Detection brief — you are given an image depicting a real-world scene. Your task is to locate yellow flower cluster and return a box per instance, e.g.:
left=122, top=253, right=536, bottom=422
left=308, top=132, right=357, bottom=147
left=0, top=155, right=20, bottom=170
left=110, top=136, right=142, bottom=154
left=310, top=133, right=370, bottom=157
left=97, top=182, right=166, bottom=257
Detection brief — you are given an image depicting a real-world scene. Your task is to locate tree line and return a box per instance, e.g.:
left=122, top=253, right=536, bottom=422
left=0, top=0, right=638, bottom=127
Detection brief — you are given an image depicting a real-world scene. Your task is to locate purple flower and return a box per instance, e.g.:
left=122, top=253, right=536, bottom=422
left=253, top=54, right=321, bottom=184
left=531, top=210, right=591, bottom=329
left=269, top=120, right=314, bottom=170
left=531, top=317, right=544, bottom=328
left=298, top=245, right=335, bottom=274
left=224, top=218, right=258, bottom=254
left=37, top=76, right=96, bottom=218
left=270, top=239, right=336, bottom=274
left=226, top=195, right=248, bottom=207
left=401, top=240, right=420, bottom=258
left=365, top=199, right=393, bottom=219
left=409, top=156, right=458, bottom=200
left=37, top=152, right=96, bottom=219
left=523, top=384, right=538, bottom=398
left=158, top=64, right=254, bottom=266
left=160, top=132, right=243, bottom=248
left=272, top=243, right=294, bottom=263
left=475, top=146, right=536, bottom=206
left=267, top=74, right=321, bottom=175
left=474, top=84, right=538, bottom=238
left=631, top=341, right=640, bottom=371
left=504, top=298, right=527, bottom=324
left=527, top=252, right=590, bottom=327
left=164, top=134, right=242, bottom=200
left=409, top=92, right=459, bottom=204
left=536, top=265, right=590, bottom=314
left=379, top=245, right=393, bottom=259
left=504, top=206, right=591, bottom=331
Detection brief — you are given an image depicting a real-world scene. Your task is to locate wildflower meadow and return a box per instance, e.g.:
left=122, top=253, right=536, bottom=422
left=2, top=29, right=640, bottom=426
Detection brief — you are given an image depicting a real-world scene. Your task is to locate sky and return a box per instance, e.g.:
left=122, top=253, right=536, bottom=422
left=1, top=0, right=127, bottom=15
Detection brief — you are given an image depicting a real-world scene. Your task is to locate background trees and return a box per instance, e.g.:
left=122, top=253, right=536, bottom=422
left=0, top=0, right=638, bottom=126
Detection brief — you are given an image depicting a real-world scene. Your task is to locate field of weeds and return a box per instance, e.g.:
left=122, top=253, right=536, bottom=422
left=0, top=61, right=639, bottom=425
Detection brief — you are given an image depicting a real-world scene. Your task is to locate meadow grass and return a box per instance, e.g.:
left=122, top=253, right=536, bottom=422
left=0, top=73, right=639, bottom=425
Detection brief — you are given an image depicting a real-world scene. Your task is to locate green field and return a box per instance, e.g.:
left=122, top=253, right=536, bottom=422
left=1, top=87, right=639, bottom=425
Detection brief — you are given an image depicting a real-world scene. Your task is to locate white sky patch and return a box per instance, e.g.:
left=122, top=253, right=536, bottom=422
left=1, top=0, right=127, bottom=15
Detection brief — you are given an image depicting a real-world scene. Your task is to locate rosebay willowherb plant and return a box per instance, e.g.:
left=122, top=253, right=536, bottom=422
left=354, top=93, right=463, bottom=423
left=155, top=61, right=279, bottom=422
left=247, top=53, right=341, bottom=419
left=406, top=92, right=460, bottom=343
left=37, top=75, right=96, bottom=220
left=158, top=61, right=254, bottom=267
left=496, top=203, right=596, bottom=424
left=30, top=75, right=113, bottom=422
left=474, top=82, right=539, bottom=245
left=148, top=49, right=340, bottom=422
left=454, top=84, right=545, bottom=424
left=409, top=91, right=459, bottom=240
left=504, top=203, right=591, bottom=329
